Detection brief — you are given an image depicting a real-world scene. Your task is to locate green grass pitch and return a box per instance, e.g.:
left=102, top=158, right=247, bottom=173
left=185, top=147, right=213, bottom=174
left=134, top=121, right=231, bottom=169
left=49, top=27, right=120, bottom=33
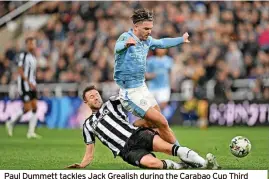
left=0, top=125, right=268, bottom=170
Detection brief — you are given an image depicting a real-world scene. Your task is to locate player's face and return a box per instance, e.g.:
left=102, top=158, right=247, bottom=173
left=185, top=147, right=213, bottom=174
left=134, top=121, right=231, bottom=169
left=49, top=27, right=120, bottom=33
left=84, top=89, right=103, bottom=110
left=27, top=39, right=37, bottom=51
left=135, top=21, right=153, bottom=41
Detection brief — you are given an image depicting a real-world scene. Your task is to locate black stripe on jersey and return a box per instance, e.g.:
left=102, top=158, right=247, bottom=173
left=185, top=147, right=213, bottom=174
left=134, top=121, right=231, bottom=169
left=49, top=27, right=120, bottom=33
left=84, top=115, right=93, bottom=126
left=107, top=112, right=135, bottom=133
left=20, top=53, right=28, bottom=93
left=22, top=52, right=27, bottom=65
left=83, top=122, right=96, bottom=143
left=94, top=134, right=118, bottom=156
left=95, top=126, right=123, bottom=151
left=84, top=120, right=117, bottom=155
left=89, top=129, right=95, bottom=142
left=110, top=98, right=121, bottom=105
left=89, top=118, right=93, bottom=126
left=83, top=121, right=92, bottom=138
left=27, top=66, right=31, bottom=80
left=82, top=124, right=87, bottom=143
left=96, top=111, right=100, bottom=118
left=20, top=78, right=25, bottom=93
left=110, top=100, right=126, bottom=120
left=100, top=117, right=128, bottom=141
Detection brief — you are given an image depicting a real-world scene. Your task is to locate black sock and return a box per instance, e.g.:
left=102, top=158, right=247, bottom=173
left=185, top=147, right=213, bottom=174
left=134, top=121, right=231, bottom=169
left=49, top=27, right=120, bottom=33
left=172, top=144, right=179, bottom=156
left=161, top=160, right=167, bottom=169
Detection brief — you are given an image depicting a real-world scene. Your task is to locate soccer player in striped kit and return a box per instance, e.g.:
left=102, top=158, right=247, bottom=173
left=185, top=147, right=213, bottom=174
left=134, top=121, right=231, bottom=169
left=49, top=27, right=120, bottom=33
left=67, top=86, right=220, bottom=169
left=6, top=37, right=41, bottom=139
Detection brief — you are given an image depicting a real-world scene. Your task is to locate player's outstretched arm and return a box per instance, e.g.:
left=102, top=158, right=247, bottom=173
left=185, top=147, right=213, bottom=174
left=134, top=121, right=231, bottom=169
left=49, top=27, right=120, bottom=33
left=66, top=144, right=95, bottom=169
left=150, top=32, right=190, bottom=49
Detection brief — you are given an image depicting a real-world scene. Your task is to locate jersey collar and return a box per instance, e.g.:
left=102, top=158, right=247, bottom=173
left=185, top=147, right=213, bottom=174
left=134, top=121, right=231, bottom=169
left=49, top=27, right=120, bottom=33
left=128, top=29, right=141, bottom=43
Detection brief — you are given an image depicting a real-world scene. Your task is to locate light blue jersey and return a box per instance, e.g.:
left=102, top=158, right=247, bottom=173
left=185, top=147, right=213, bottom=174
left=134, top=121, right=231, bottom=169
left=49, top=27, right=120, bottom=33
left=146, top=55, right=173, bottom=90
left=114, top=29, right=184, bottom=89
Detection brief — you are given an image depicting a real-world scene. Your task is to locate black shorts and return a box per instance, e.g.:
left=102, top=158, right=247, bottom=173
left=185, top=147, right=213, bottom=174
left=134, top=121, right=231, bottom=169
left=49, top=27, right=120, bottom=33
left=120, top=128, right=159, bottom=167
left=20, top=90, right=37, bottom=102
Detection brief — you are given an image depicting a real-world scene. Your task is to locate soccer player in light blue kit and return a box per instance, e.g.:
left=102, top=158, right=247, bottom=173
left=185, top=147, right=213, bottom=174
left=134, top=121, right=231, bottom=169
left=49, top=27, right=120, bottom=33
left=113, top=8, right=190, bottom=144
left=146, top=48, right=173, bottom=111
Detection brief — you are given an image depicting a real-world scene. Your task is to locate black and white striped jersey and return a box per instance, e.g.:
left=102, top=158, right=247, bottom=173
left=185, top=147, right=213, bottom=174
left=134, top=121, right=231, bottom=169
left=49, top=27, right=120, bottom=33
left=83, top=96, right=138, bottom=157
left=17, top=52, right=37, bottom=94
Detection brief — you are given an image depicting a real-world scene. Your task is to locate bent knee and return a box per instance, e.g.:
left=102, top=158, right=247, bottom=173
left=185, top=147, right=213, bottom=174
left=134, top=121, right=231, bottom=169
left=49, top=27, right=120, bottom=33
left=145, top=108, right=169, bottom=128
left=158, top=116, right=169, bottom=128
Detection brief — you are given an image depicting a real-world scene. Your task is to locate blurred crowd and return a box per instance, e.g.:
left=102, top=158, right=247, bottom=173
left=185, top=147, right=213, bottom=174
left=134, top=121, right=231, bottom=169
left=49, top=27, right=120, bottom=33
left=1, top=1, right=269, bottom=100
left=0, top=1, right=26, bottom=18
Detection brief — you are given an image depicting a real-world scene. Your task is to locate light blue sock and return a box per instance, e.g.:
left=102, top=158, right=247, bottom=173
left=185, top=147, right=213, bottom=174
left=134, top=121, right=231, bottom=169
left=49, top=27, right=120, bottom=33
left=175, top=140, right=180, bottom=146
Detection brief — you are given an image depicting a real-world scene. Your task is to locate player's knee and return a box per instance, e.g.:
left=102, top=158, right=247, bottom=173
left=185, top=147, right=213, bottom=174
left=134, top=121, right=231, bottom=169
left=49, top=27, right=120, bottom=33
left=158, top=116, right=169, bottom=129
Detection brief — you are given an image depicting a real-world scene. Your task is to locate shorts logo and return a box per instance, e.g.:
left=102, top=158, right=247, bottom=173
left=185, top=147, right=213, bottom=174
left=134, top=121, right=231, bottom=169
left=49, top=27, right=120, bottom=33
left=140, top=99, right=147, bottom=106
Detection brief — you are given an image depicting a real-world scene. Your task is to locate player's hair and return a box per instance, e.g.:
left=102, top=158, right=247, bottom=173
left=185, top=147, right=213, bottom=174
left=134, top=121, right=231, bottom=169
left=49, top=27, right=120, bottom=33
left=25, top=37, right=36, bottom=44
left=82, top=85, right=97, bottom=101
left=131, top=8, right=153, bottom=24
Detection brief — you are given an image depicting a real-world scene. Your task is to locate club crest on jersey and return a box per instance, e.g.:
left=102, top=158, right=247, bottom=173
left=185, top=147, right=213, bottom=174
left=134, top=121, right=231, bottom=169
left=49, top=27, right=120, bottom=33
left=92, top=109, right=110, bottom=129
left=99, top=109, right=110, bottom=120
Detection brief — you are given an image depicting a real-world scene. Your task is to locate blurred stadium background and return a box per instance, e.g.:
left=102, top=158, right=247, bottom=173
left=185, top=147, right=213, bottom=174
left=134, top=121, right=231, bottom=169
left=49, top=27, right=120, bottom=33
left=0, top=1, right=269, bottom=128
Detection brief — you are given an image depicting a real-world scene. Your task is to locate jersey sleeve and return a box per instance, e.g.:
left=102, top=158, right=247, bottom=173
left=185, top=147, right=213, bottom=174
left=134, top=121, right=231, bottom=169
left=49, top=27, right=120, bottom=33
left=83, top=123, right=95, bottom=145
left=149, top=36, right=184, bottom=49
left=114, top=33, right=129, bottom=54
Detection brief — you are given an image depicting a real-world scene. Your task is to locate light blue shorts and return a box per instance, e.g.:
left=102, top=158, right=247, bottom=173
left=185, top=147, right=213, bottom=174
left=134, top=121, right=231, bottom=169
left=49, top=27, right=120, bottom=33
left=119, top=83, right=158, bottom=118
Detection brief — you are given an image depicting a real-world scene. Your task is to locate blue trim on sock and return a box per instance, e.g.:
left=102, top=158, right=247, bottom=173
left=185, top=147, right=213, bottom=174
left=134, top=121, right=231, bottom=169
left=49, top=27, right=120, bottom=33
left=175, top=140, right=180, bottom=146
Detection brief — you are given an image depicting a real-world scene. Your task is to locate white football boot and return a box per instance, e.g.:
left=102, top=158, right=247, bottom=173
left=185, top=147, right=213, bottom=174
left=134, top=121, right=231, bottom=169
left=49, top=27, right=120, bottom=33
left=205, top=153, right=221, bottom=169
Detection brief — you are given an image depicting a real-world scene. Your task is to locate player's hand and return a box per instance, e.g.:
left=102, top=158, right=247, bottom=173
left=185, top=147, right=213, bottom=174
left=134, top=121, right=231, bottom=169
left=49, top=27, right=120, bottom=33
left=125, top=37, right=136, bottom=48
left=182, top=32, right=190, bottom=43
left=66, top=163, right=84, bottom=169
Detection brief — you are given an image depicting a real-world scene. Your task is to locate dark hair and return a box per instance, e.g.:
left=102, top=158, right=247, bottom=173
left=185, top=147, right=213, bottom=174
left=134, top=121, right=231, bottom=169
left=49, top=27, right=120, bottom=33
left=25, top=37, right=36, bottom=44
left=131, top=8, right=153, bottom=24
left=82, top=85, right=96, bottom=101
